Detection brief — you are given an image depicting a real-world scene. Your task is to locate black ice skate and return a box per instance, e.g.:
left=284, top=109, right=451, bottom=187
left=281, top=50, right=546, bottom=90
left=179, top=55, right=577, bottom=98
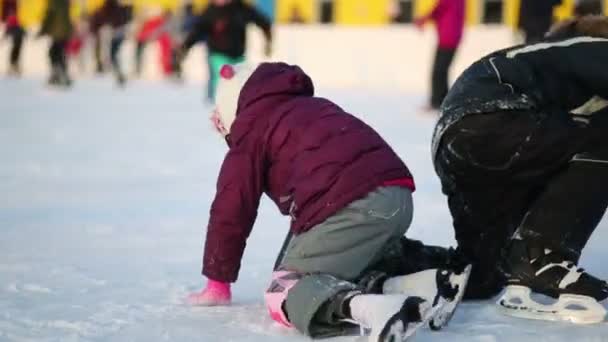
left=349, top=294, right=437, bottom=342
left=498, top=239, right=608, bottom=324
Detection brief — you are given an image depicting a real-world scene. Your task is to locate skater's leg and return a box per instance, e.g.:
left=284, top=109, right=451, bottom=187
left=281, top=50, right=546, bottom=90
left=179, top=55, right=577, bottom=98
left=110, top=33, right=126, bottom=85
left=134, top=41, right=145, bottom=76
left=206, top=54, right=214, bottom=102
left=430, top=47, right=455, bottom=109
left=56, top=40, right=71, bottom=85
left=515, top=149, right=608, bottom=259
left=9, top=27, right=24, bottom=73
left=279, top=187, right=413, bottom=280
left=207, top=53, right=245, bottom=101
left=48, top=40, right=62, bottom=83
left=364, top=236, right=459, bottom=280
left=207, top=53, right=226, bottom=101
left=498, top=111, right=608, bottom=309
left=435, top=109, right=588, bottom=299
left=271, top=187, right=413, bottom=337
left=94, top=32, right=105, bottom=73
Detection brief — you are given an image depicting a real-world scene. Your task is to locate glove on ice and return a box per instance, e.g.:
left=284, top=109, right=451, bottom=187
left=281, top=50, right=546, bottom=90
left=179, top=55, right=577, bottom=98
left=187, top=279, right=232, bottom=306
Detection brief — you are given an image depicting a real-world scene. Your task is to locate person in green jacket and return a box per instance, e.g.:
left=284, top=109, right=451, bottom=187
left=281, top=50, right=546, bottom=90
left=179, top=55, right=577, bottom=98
left=39, top=0, right=73, bottom=87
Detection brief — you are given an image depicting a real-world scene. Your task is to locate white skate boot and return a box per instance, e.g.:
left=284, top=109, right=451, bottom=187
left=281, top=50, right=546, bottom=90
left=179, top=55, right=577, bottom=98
left=382, top=265, right=472, bottom=330
left=349, top=294, right=436, bottom=342
left=498, top=239, right=608, bottom=324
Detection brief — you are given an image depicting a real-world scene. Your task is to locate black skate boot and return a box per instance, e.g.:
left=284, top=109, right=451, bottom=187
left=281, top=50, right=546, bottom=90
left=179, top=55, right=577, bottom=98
left=498, top=238, right=608, bottom=324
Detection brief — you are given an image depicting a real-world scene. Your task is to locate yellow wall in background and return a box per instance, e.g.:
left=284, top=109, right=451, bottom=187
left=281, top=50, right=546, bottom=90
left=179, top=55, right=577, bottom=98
left=15, top=0, right=211, bottom=28
left=14, top=0, right=600, bottom=29
left=466, top=0, right=480, bottom=25
left=17, top=0, right=46, bottom=27
left=504, top=0, right=519, bottom=27
left=334, top=0, right=391, bottom=25
left=554, top=0, right=574, bottom=20
left=414, top=0, right=437, bottom=18
left=276, top=0, right=315, bottom=23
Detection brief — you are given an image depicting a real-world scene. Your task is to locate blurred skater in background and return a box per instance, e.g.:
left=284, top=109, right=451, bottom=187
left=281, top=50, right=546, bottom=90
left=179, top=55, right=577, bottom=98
left=1, top=0, right=25, bottom=76
left=39, top=0, right=73, bottom=87
left=415, top=0, right=465, bottom=112
left=177, top=0, right=272, bottom=102
left=518, top=0, right=561, bottom=43
left=91, top=0, right=133, bottom=85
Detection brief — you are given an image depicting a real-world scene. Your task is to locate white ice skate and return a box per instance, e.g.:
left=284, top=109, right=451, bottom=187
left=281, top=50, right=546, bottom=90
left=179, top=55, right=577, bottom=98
left=498, top=285, right=607, bottom=324
left=382, top=265, right=472, bottom=330
left=349, top=294, right=439, bottom=342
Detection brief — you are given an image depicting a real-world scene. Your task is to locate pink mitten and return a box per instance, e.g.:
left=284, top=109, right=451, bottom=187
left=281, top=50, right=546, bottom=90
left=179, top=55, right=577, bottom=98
left=187, top=279, right=232, bottom=306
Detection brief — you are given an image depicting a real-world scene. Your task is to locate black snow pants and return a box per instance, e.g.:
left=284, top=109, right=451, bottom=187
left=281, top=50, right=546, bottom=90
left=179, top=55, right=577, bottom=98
left=435, top=108, right=608, bottom=299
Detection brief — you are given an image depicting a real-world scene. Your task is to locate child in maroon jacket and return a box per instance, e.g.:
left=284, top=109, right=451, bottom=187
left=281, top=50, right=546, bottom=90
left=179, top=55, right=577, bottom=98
left=186, top=62, right=471, bottom=341
left=415, top=0, right=465, bottom=111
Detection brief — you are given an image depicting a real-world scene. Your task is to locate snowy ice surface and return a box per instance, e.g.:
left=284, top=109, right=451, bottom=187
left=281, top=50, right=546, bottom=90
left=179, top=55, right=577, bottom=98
left=1, top=77, right=607, bottom=342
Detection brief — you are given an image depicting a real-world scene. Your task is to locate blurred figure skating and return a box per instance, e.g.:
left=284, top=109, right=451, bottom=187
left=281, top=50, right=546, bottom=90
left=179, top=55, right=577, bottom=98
left=178, top=0, right=272, bottom=102
left=133, top=8, right=175, bottom=79
left=415, top=0, right=465, bottom=112
left=39, top=0, right=73, bottom=87
left=91, top=0, right=133, bottom=85
left=518, top=0, right=561, bottom=43
left=66, top=14, right=90, bottom=76
left=1, top=0, right=24, bottom=76
left=170, top=1, right=203, bottom=81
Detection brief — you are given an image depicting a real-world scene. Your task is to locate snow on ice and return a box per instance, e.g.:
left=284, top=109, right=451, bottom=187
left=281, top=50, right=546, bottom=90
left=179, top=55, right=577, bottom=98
left=0, top=75, right=607, bottom=342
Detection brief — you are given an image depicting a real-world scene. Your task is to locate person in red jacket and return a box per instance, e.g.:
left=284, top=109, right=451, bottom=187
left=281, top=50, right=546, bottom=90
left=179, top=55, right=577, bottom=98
left=1, top=0, right=24, bottom=76
left=415, top=0, right=465, bottom=111
left=186, top=62, right=471, bottom=341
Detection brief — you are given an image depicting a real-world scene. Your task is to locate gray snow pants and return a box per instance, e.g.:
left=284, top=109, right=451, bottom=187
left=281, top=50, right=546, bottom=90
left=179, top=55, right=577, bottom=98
left=273, top=186, right=413, bottom=338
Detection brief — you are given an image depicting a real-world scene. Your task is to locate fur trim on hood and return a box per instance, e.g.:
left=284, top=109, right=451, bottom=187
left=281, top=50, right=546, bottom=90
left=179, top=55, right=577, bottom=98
left=547, top=15, right=608, bottom=39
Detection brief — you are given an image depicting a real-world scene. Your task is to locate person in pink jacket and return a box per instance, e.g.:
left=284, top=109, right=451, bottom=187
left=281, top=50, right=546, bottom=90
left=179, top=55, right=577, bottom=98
left=415, top=0, right=465, bottom=111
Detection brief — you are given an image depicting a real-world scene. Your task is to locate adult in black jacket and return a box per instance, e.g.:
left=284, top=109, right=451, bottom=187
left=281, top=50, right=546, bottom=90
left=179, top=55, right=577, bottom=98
left=179, top=0, right=272, bottom=101
left=432, top=15, right=608, bottom=322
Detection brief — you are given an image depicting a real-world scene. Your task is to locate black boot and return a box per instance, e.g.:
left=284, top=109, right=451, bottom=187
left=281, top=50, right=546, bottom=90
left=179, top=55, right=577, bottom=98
left=504, top=237, right=608, bottom=301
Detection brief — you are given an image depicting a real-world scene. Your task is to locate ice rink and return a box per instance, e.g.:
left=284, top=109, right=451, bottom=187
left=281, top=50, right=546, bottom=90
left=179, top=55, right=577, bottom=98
left=1, top=26, right=608, bottom=342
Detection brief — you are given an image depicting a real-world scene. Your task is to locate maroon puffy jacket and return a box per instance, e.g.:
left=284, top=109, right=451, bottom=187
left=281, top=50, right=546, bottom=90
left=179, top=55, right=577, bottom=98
left=203, top=62, right=414, bottom=282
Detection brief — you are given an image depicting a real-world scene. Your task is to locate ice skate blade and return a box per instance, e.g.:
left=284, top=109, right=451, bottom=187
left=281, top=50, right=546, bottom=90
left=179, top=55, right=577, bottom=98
left=376, top=298, right=441, bottom=342
left=497, top=285, right=607, bottom=324
left=430, top=264, right=473, bottom=330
